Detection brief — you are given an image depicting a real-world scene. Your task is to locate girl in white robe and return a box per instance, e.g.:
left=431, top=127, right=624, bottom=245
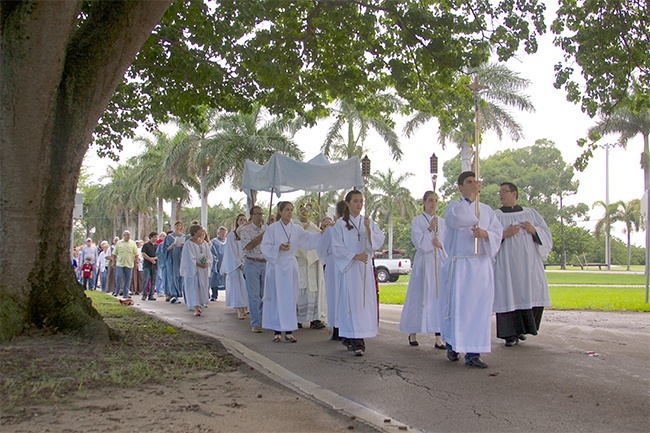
left=179, top=224, right=212, bottom=317
left=261, top=201, right=321, bottom=343
left=399, top=191, right=448, bottom=349
left=331, top=190, right=385, bottom=356
left=222, top=214, right=249, bottom=319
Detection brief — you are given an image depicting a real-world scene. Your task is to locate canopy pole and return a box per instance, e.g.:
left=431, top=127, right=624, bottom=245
left=268, top=188, right=274, bottom=222
left=317, top=192, right=322, bottom=220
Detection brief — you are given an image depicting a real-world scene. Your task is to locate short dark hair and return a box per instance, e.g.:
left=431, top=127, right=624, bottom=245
left=500, top=182, right=519, bottom=199
left=148, top=231, right=158, bottom=239
left=457, top=171, right=476, bottom=186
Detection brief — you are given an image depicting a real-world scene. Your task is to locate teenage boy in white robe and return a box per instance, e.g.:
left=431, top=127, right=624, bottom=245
left=441, top=171, right=503, bottom=369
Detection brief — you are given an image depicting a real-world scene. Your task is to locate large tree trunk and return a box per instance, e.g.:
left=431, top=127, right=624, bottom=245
left=0, top=0, right=172, bottom=342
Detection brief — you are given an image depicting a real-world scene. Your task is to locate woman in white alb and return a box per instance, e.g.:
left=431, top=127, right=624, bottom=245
left=399, top=191, right=447, bottom=349
left=331, top=190, right=385, bottom=356
left=180, top=224, right=213, bottom=317
left=222, top=214, right=249, bottom=319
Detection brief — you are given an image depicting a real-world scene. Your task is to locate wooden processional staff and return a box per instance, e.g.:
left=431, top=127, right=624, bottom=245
left=361, top=155, right=371, bottom=308
left=468, top=75, right=485, bottom=254
left=430, top=152, right=440, bottom=297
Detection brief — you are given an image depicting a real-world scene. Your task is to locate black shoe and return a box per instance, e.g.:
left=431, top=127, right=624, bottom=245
left=141, top=296, right=147, bottom=301
left=297, top=322, right=303, bottom=328
left=310, top=320, right=326, bottom=329
left=112, top=292, right=118, bottom=297
left=434, top=343, right=447, bottom=350
left=331, top=327, right=341, bottom=341
left=354, top=349, right=364, bottom=356
left=148, top=296, right=156, bottom=301
left=466, top=357, right=488, bottom=368
left=447, top=349, right=460, bottom=362
left=518, top=334, right=527, bottom=341
left=505, top=336, right=519, bottom=347
left=408, top=334, right=419, bottom=346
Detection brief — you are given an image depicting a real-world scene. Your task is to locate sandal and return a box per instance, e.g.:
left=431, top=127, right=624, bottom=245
left=284, top=334, right=297, bottom=343
left=194, top=306, right=202, bottom=317
left=273, top=334, right=282, bottom=343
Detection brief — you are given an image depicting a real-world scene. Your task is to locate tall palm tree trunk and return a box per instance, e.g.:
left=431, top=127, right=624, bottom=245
left=157, top=197, right=164, bottom=234
left=461, top=139, right=472, bottom=172
left=627, top=230, right=632, bottom=271
left=388, top=213, right=394, bottom=259
left=200, top=168, right=208, bottom=228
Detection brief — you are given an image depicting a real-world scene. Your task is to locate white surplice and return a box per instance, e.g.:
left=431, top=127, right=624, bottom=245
left=441, top=199, right=503, bottom=353
left=493, top=207, right=552, bottom=313
left=317, top=226, right=340, bottom=327
left=331, top=215, right=385, bottom=339
left=399, top=213, right=448, bottom=334
left=296, top=221, right=326, bottom=323
left=261, top=220, right=320, bottom=331
left=222, top=231, right=248, bottom=309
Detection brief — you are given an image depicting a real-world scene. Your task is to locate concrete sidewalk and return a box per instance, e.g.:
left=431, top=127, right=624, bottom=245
left=134, top=295, right=650, bottom=433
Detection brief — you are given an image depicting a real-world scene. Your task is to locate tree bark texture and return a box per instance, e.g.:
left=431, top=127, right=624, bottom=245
left=0, top=0, right=172, bottom=342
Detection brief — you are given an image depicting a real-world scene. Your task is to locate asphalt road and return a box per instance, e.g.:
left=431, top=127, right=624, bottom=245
left=134, top=295, right=650, bottom=433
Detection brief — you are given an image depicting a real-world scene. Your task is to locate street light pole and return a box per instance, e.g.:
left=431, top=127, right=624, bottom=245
left=605, top=143, right=611, bottom=271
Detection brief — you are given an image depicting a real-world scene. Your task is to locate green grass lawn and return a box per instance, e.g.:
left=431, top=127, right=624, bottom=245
left=378, top=284, right=650, bottom=311
left=546, top=272, right=645, bottom=285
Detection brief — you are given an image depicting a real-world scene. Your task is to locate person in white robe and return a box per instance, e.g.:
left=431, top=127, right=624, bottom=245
left=261, top=202, right=321, bottom=343
left=493, top=182, right=552, bottom=346
left=296, top=208, right=326, bottom=329
left=223, top=215, right=249, bottom=319
left=441, top=172, right=502, bottom=369
left=316, top=200, right=347, bottom=341
left=399, top=191, right=447, bottom=349
left=209, top=226, right=227, bottom=301
left=331, top=190, right=385, bottom=356
left=179, top=224, right=212, bottom=317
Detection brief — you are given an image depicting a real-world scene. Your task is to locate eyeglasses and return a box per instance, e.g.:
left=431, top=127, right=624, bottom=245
left=498, top=190, right=513, bottom=195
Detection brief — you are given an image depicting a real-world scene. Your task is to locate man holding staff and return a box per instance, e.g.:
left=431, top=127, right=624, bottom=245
left=493, top=182, right=552, bottom=346
left=441, top=171, right=502, bottom=368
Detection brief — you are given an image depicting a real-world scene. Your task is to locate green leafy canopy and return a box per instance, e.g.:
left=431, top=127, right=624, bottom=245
left=91, top=0, right=547, bottom=157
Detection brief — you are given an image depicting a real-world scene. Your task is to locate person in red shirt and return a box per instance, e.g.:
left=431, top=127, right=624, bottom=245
left=81, top=257, right=94, bottom=291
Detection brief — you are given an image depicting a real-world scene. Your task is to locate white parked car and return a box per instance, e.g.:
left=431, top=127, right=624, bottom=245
left=374, top=250, right=411, bottom=283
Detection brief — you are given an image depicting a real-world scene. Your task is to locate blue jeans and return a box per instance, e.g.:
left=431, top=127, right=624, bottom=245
left=142, top=267, right=157, bottom=297
left=446, top=343, right=479, bottom=362
left=244, top=260, right=266, bottom=327
left=114, top=266, right=134, bottom=298
left=101, top=269, right=108, bottom=292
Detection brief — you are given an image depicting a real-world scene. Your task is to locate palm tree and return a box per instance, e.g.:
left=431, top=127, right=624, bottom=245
left=590, top=106, right=650, bottom=289
left=206, top=105, right=304, bottom=204
left=592, top=200, right=619, bottom=270
left=589, top=107, right=650, bottom=191
left=322, top=95, right=403, bottom=162
left=163, top=118, right=217, bottom=228
left=367, top=169, right=418, bottom=259
left=404, top=62, right=535, bottom=171
left=595, top=199, right=643, bottom=271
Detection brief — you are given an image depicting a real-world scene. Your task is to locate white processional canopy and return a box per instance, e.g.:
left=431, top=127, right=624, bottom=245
left=242, top=153, right=364, bottom=203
